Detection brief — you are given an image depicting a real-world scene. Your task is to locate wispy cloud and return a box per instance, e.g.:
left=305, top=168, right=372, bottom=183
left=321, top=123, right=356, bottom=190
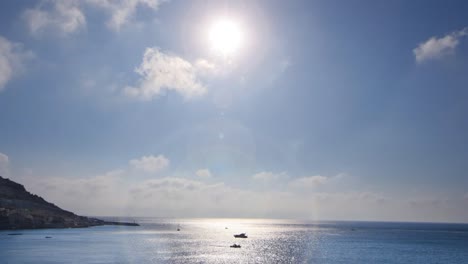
left=194, top=59, right=219, bottom=76
left=252, top=171, right=287, bottom=182
left=196, top=169, right=212, bottom=178
left=414, top=27, right=468, bottom=63
left=0, top=152, right=9, bottom=177
left=22, top=0, right=86, bottom=36
left=0, top=36, right=33, bottom=91
left=129, top=154, right=170, bottom=173
left=288, top=175, right=329, bottom=189
left=86, top=0, right=165, bottom=32
left=124, top=48, right=207, bottom=100
left=22, top=0, right=167, bottom=35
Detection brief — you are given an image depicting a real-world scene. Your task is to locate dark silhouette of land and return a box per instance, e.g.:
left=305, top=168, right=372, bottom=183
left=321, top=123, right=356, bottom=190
left=0, top=176, right=138, bottom=230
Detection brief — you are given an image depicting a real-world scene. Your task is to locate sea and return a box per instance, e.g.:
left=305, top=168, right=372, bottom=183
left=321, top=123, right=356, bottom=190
left=1, top=218, right=468, bottom=264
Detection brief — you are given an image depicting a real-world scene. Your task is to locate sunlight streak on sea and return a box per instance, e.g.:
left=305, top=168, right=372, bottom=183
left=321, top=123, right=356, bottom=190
left=1, top=218, right=468, bottom=263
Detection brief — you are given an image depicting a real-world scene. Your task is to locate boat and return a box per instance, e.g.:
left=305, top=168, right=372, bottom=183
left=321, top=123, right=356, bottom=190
left=230, top=244, right=241, bottom=248
left=234, top=233, right=247, bottom=238
left=177, top=224, right=181, bottom=231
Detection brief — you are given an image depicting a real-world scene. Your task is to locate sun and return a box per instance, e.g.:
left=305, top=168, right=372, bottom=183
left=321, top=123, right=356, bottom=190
left=209, top=18, right=243, bottom=56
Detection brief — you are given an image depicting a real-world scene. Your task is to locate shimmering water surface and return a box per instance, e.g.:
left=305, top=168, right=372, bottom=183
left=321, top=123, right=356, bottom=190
left=1, top=218, right=468, bottom=263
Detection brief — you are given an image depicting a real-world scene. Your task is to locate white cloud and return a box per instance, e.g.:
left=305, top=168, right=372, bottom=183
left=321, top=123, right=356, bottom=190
left=194, top=59, right=219, bottom=76
left=124, top=48, right=207, bottom=100
left=0, top=152, right=10, bottom=176
left=288, top=175, right=328, bottom=189
left=196, top=169, right=212, bottom=178
left=0, top=36, right=33, bottom=92
left=129, top=154, right=169, bottom=173
left=86, top=0, right=165, bottom=31
left=23, top=0, right=86, bottom=36
left=22, top=0, right=168, bottom=35
left=414, top=27, right=468, bottom=63
left=252, top=171, right=286, bottom=182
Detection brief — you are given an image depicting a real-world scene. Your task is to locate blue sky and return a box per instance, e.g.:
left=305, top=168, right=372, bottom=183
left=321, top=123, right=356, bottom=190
left=1, top=0, right=468, bottom=222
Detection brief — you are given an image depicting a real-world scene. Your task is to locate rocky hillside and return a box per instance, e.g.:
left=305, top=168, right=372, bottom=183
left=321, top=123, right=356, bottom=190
left=0, top=176, right=138, bottom=230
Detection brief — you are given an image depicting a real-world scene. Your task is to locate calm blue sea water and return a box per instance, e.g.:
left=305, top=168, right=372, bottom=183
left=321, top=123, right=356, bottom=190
left=1, top=218, right=467, bottom=263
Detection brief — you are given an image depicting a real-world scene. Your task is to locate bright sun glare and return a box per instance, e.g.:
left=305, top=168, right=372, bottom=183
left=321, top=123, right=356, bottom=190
left=209, top=18, right=243, bottom=56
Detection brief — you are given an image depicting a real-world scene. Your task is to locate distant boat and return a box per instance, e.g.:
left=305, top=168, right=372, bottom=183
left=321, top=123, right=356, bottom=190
left=177, top=224, right=181, bottom=231
left=225, top=227, right=228, bottom=229
left=234, top=233, right=247, bottom=238
left=230, top=244, right=241, bottom=248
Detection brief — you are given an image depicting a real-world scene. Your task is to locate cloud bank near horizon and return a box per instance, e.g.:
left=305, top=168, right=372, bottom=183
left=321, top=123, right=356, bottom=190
left=3, top=151, right=466, bottom=222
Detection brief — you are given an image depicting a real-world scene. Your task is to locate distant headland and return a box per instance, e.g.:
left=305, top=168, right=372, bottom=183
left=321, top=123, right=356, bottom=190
left=0, top=176, right=138, bottom=230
